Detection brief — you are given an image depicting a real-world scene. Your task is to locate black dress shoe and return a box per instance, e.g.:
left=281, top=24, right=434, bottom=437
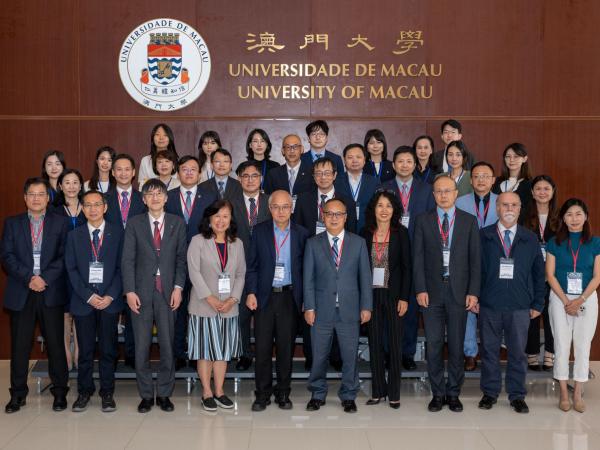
left=124, top=357, right=136, bottom=370
left=101, top=393, right=117, bottom=412
left=445, top=396, right=463, bottom=412
left=251, top=399, right=270, bottom=412
left=528, top=363, right=542, bottom=372
left=389, top=401, right=401, bottom=409
left=304, top=358, right=313, bottom=371
left=428, top=396, right=444, bottom=412
left=331, top=360, right=343, bottom=372
left=276, top=395, right=292, bottom=410
left=366, top=397, right=386, bottom=405
left=342, top=400, right=357, bottom=413
left=156, top=396, right=174, bottom=412
left=175, top=358, right=188, bottom=371
left=402, top=356, right=417, bottom=371
left=236, top=356, right=252, bottom=371
left=137, top=398, right=154, bottom=413
left=72, top=393, right=91, bottom=412
left=478, top=395, right=497, bottom=410
left=306, top=398, right=326, bottom=411
left=5, top=397, right=26, bottom=414
left=510, top=398, right=529, bottom=414
left=52, top=395, right=68, bottom=412
left=464, top=356, right=477, bottom=372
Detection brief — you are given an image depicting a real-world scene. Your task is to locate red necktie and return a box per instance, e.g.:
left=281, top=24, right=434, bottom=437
left=153, top=220, right=163, bottom=293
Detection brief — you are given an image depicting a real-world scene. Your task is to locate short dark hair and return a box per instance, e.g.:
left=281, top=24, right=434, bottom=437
left=24, top=177, right=51, bottom=195
left=199, top=199, right=238, bottom=241
left=555, top=198, right=592, bottom=246
left=197, top=130, right=222, bottom=168
left=342, top=143, right=367, bottom=159
left=113, top=153, right=136, bottom=170
left=236, top=160, right=262, bottom=177
left=306, top=120, right=329, bottom=136
left=210, top=147, right=232, bottom=163
left=82, top=190, right=106, bottom=205
left=178, top=155, right=200, bottom=171
left=471, top=161, right=495, bottom=174
left=152, top=149, right=178, bottom=175
left=446, top=140, right=469, bottom=169
left=364, top=190, right=403, bottom=233
left=363, top=129, right=388, bottom=161
left=392, top=145, right=416, bottom=163
left=312, top=156, right=336, bottom=174
left=246, top=128, right=272, bottom=160
left=141, top=178, right=167, bottom=195
left=57, top=169, right=84, bottom=205
left=440, top=119, right=462, bottom=134
left=41, top=150, right=66, bottom=180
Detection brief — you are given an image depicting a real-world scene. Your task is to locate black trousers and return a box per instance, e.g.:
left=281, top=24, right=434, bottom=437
left=238, top=289, right=255, bottom=359
left=123, top=306, right=135, bottom=359
left=367, top=289, right=404, bottom=401
left=526, top=285, right=554, bottom=355
left=254, top=290, right=297, bottom=400
left=74, top=309, right=120, bottom=396
left=9, top=291, right=68, bottom=398
left=173, top=280, right=191, bottom=360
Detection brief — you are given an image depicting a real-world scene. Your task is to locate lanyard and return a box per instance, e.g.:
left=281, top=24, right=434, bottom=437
left=437, top=212, right=456, bottom=247
left=398, top=183, right=413, bottom=212
left=180, top=190, right=196, bottom=218
left=474, top=196, right=491, bottom=227
left=374, top=228, right=390, bottom=264
left=30, top=219, right=45, bottom=248
left=90, top=232, right=104, bottom=261
left=568, top=238, right=583, bottom=272
left=349, top=176, right=362, bottom=201
left=331, top=237, right=345, bottom=267
left=64, top=202, right=80, bottom=228
left=273, top=229, right=290, bottom=261
left=215, top=240, right=228, bottom=271
left=260, top=160, right=266, bottom=189
left=497, top=227, right=513, bottom=258
left=371, top=160, right=382, bottom=179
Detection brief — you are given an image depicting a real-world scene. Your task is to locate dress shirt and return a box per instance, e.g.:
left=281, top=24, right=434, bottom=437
left=116, top=185, right=133, bottom=198
left=496, top=221, right=518, bottom=255
left=436, top=206, right=456, bottom=248
left=395, top=176, right=414, bottom=209
left=215, top=175, right=228, bottom=191
left=310, top=148, right=325, bottom=161
left=273, top=222, right=292, bottom=286
left=317, top=187, right=335, bottom=218
left=179, top=185, right=198, bottom=214
left=244, top=192, right=260, bottom=221
left=347, top=173, right=362, bottom=201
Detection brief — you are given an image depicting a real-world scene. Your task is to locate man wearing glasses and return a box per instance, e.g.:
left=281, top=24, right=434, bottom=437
left=121, top=179, right=187, bottom=413
left=300, top=120, right=345, bottom=174
left=303, top=198, right=372, bottom=413
left=245, top=190, right=309, bottom=411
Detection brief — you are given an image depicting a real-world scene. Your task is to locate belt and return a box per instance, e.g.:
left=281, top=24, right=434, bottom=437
left=271, top=285, right=293, bottom=293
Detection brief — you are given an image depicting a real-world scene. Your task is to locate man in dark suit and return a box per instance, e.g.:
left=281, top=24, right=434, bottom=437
left=231, top=160, right=271, bottom=371
left=382, top=145, right=435, bottom=370
left=198, top=148, right=242, bottom=201
left=246, top=190, right=309, bottom=411
left=300, top=120, right=345, bottom=174
left=413, top=174, right=481, bottom=413
left=65, top=190, right=124, bottom=412
left=165, top=155, right=216, bottom=370
left=303, top=198, right=373, bottom=413
left=1, top=177, right=69, bottom=413
left=122, top=179, right=187, bottom=413
left=431, top=119, right=475, bottom=172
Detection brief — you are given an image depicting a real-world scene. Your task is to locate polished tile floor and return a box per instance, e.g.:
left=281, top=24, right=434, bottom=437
left=1, top=360, right=599, bottom=449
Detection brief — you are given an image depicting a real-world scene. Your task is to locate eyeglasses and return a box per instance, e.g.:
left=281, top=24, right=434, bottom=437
left=26, top=192, right=48, bottom=198
left=323, top=211, right=347, bottom=219
left=144, top=191, right=165, bottom=198
left=310, top=131, right=327, bottom=138
left=314, top=170, right=335, bottom=178
left=472, top=174, right=493, bottom=180
left=240, top=173, right=261, bottom=181
left=83, top=202, right=105, bottom=208
left=270, top=204, right=292, bottom=212
left=433, top=188, right=457, bottom=195
left=180, top=168, right=198, bottom=174
left=283, top=144, right=302, bottom=151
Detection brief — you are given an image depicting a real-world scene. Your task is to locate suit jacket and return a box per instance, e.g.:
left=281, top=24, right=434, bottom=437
left=300, top=150, right=345, bottom=174
left=245, top=220, right=309, bottom=311
left=65, top=221, right=124, bottom=316
left=362, top=159, right=395, bottom=183
left=198, top=176, right=242, bottom=201
left=292, top=188, right=357, bottom=235
left=165, top=187, right=217, bottom=243
left=263, top=160, right=314, bottom=196
left=105, top=188, right=147, bottom=228
left=1, top=212, right=69, bottom=311
left=456, top=192, right=499, bottom=229
left=335, top=172, right=381, bottom=233
left=382, top=177, right=436, bottom=240
left=303, top=231, right=373, bottom=323
left=412, top=208, right=481, bottom=304
left=187, top=235, right=246, bottom=318
left=230, top=191, right=271, bottom=256
left=361, top=227, right=412, bottom=302
left=121, top=213, right=187, bottom=303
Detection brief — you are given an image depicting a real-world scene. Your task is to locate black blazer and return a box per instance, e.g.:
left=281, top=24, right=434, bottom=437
left=231, top=191, right=271, bottom=255
left=263, top=160, right=314, bottom=196
left=292, top=188, right=357, bottom=235
left=105, top=188, right=147, bottom=228
left=361, top=227, right=412, bottom=302
left=165, top=187, right=217, bottom=243
left=363, top=159, right=395, bottom=183
left=198, top=176, right=242, bottom=201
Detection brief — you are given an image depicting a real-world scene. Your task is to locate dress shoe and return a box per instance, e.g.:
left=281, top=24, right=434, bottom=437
left=201, top=396, right=217, bottom=412
left=124, top=357, right=136, bottom=370
left=101, top=393, right=117, bottom=412
left=366, top=397, right=386, bottom=405
left=5, top=397, right=26, bottom=414
left=573, top=399, right=586, bottom=413
left=137, top=398, right=154, bottom=413
left=306, top=398, right=325, bottom=411
left=331, top=360, right=343, bottom=372
left=214, top=395, right=234, bottom=409
left=445, top=396, right=463, bottom=412
left=276, top=395, right=292, bottom=410
left=236, top=356, right=252, bottom=371
left=510, top=398, right=529, bottom=414
left=304, top=358, right=313, bottom=371
left=156, top=396, right=174, bottom=412
left=428, top=396, right=444, bottom=412
left=251, top=398, right=270, bottom=411
left=402, top=356, right=417, bottom=371
left=342, top=399, right=357, bottom=413
left=175, top=358, right=188, bottom=371
left=558, top=399, right=571, bottom=412
left=389, top=401, right=400, bottom=409
left=72, top=393, right=90, bottom=412
left=52, top=395, right=68, bottom=412
left=478, top=395, right=497, bottom=410
left=464, top=356, right=477, bottom=371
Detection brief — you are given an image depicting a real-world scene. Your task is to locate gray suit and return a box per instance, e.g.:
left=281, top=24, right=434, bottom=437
left=122, top=213, right=188, bottom=399
left=413, top=208, right=481, bottom=397
left=303, top=231, right=373, bottom=401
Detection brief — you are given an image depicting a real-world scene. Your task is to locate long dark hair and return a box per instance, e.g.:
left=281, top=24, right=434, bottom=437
left=41, top=149, right=66, bottom=180
left=199, top=199, right=238, bottom=242
left=555, top=198, right=592, bottom=246
left=197, top=130, right=222, bottom=168
left=89, top=146, right=116, bottom=191
left=363, top=129, right=388, bottom=161
left=364, top=189, right=402, bottom=233
left=149, top=123, right=178, bottom=158
left=412, top=135, right=435, bottom=171
left=497, top=143, right=532, bottom=183
left=524, top=175, right=560, bottom=235
left=56, top=168, right=84, bottom=206
left=445, top=140, right=468, bottom=170
left=246, top=128, right=272, bottom=160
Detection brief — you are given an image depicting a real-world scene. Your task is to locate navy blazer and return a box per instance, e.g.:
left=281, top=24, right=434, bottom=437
left=105, top=188, right=147, bottom=228
left=263, top=160, right=314, bottom=196
left=165, top=187, right=217, bottom=243
left=65, top=221, right=124, bottom=316
left=334, top=172, right=381, bottom=233
left=198, top=176, right=242, bottom=201
left=300, top=150, right=345, bottom=174
left=1, top=212, right=69, bottom=311
left=245, top=220, right=309, bottom=311
left=292, top=188, right=357, bottom=235
left=363, top=159, right=395, bottom=183
left=382, top=177, right=436, bottom=240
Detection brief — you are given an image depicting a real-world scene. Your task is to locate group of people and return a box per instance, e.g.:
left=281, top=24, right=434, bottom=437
left=1, top=119, right=598, bottom=417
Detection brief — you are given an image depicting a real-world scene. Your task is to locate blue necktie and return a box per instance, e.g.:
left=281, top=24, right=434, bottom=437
left=504, top=230, right=512, bottom=257
left=184, top=191, right=192, bottom=224
left=92, top=229, right=100, bottom=261
left=332, top=236, right=339, bottom=267
left=478, top=197, right=485, bottom=228
left=217, top=181, right=225, bottom=198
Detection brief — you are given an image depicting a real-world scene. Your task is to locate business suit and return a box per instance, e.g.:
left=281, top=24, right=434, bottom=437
left=263, top=160, right=314, bottom=197
left=121, top=213, right=188, bottom=399
left=0, top=212, right=69, bottom=399
left=361, top=228, right=411, bottom=402
left=304, top=231, right=373, bottom=401
left=292, top=188, right=357, bottom=236
left=335, top=172, right=381, bottom=233
left=300, top=150, right=345, bottom=174
left=413, top=208, right=481, bottom=398
left=198, top=176, right=242, bottom=201
left=363, top=159, right=395, bottom=183
left=246, top=220, right=309, bottom=401
left=65, top=222, right=124, bottom=396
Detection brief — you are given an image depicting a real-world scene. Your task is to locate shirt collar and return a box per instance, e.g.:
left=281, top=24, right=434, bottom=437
left=28, top=212, right=45, bottom=223
left=286, top=162, right=300, bottom=171
left=395, top=176, right=413, bottom=191
left=497, top=221, right=518, bottom=236
left=148, top=212, right=165, bottom=226
left=327, top=229, right=345, bottom=244
left=310, top=148, right=325, bottom=159
left=318, top=187, right=335, bottom=200
left=180, top=185, right=197, bottom=196
left=273, top=221, right=290, bottom=234
left=116, top=185, right=132, bottom=196
left=437, top=206, right=456, bottom=219
left=244, top=192, right=259, bottom=202
left=87, top=220, right=106, bottom=236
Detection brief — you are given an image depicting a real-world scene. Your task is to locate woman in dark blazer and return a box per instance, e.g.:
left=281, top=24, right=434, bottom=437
left=363, top=129, right=395, bottom=183
left=361, top=189, right=411, bottom=408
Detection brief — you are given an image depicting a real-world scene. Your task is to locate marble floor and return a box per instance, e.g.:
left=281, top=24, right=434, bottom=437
left=0, top=360, right=599, bottom=450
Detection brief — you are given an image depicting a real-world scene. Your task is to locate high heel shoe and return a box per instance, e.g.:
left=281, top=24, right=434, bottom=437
left=527, top=354, right=541, bottom=371
left=366, top=397, right=386, bottom=405
left=389, top=401, right=400, bottom=409
left=573, top=398, right=586, bottom=413
left=558, top=399, right=571, bottom=412
left=543, top=352, right=554, bottom=371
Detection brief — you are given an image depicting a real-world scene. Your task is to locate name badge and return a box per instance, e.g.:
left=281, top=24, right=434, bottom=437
left=567, top=272, right=583, bottom=295
left=373, top=267, right=385, bottom=287
left=442, top=249, right=450, bottom=267
left=33, top=251, right=41, bottom=272
left=499, top=257, right=514, bottom=279
left=274, top=262, right=286, bottom=283
left=218, top=273, right=231, bottom=295
left=292, top=195, right=297, bottom=213
left=315, top=221, right=326, bottom=235
left=540, top=244, right=547, bottom=262
left=401, top=213, right=410, bottom=228
left=89, top=262, right=104, bottom=284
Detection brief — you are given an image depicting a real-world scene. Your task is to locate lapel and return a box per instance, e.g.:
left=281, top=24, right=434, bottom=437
left=450, top=210, right=461, bottom=253
left=258, top=193, right=270, bottom=221
left=20, top=214, right=33, bottom=256
left=269, top=222, right=278, bottom=263
left=172, top=190, right=184, bottom=217
left=39, top=214, right=52, bottom=265
left=429, top=210, right=443, bottom=248
left=144, top=214, right=158, bottom=256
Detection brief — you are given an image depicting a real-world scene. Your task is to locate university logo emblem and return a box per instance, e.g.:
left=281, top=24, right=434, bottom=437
left=119, top=18, right=211, bottom=111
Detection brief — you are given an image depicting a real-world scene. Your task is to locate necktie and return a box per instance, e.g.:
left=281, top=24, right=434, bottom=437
left=442, top=213, right=449, bottom=247
left=319, top=194, right=327, bottom=222
left=332, top=236, right=339, bottom=267
left=217, top=180, right=225, bottom=198
left=120, top=191, right=129, bottom=224
left=402, top=184, right=408, bottom=195
left=314, top=153, right=323, bottom=160
left=288, top=168, right=296, bottom=192
left=249, top=197, right=257, bottom=227
left=153, top=220, right=163, bottom=293
left=504, top=230, right=512, bottom=257
left=184, top=191, right=192, bottom=224
left=478, top=197, right=485, bottom=227
left=92, top=229, right=100, bottom=261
